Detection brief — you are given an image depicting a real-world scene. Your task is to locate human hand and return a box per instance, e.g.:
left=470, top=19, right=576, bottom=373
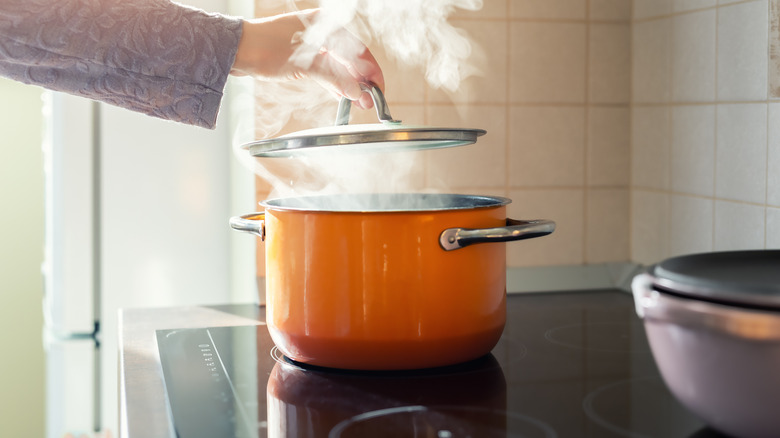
left=231, top=9, right=384, bottom=109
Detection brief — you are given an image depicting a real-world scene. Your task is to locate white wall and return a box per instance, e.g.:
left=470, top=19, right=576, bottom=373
left=0, top=78, right=45, bottom=436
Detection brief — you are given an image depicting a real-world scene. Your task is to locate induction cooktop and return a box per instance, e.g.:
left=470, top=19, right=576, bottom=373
left=156, top=290, right=729, bottom=438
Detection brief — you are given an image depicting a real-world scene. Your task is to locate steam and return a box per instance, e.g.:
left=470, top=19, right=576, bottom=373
left=232, top=0, right=484, bottom=205
left=334, top=0, right=482, bottom=91
left=299, top=0, right=483, bottom=92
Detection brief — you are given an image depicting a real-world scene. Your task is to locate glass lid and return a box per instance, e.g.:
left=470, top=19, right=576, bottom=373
left=242, top=83, right=487, bottom=158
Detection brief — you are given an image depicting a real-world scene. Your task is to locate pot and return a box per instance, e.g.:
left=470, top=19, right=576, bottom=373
left=631, top=250, right=780, bottom=438
left=231, top=193, right=554, bottom=370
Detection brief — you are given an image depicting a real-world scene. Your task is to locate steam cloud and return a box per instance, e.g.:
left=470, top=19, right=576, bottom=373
left=233, top=0, right=484, bottom=204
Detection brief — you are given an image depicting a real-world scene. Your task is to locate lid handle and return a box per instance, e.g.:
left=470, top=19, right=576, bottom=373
left=335, top=82, right=401, bottom=126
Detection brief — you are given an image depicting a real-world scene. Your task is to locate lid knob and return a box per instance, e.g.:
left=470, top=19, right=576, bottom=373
left=335, top=82, right=401, bottom=126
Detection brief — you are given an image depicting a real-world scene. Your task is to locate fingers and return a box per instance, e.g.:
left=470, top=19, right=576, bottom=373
left=317, top=31, right=385, bottom=109
left=308, top=50, right=362, bottom=101
left=233, top=10, right=385, bottom=110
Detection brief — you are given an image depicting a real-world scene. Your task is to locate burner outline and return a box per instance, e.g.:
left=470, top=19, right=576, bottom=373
left=543, top=321, right=651, bottom=354
left=582, top=376, right=666, bottom=438
left=328, top=405, right=558, bottom=438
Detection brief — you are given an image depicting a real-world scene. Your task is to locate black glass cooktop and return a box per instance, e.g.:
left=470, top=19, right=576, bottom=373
left=156, top=290, right=729, bottom=438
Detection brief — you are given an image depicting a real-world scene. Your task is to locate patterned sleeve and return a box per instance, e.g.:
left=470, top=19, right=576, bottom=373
left=0, top=0, right=243, bottom=129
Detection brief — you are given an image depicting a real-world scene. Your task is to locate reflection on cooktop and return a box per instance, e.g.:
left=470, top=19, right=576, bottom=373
left=156, top=290, right=725, bottom=438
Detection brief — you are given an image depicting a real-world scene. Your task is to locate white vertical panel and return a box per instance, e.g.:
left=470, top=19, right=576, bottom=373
left=99, top=102, right=233, bottom=434
left=43, top=92, right=95, bottom=335
left=45, top=337, right=96, bottom=438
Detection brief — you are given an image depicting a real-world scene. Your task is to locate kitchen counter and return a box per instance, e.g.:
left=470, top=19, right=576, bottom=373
left=119, top=304, right=266, bottom=438
left=119, top=290, right=726, bottom=438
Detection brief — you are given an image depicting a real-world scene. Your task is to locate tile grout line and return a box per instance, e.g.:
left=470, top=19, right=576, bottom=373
left=633, top=100, right=780, bottom=106
left=450, top=17, right=629, bottom=24
left=505, top=0, right=511, bottom=203
left=665, top=8, right=673, bottom=258
left=662, top=4, right=676, bottom=257
left=628, top=187, right=780, bottom=208
left=713, top=4, right=720, bottom=251
left=765, top=0, right=773, bottom=248
left=766, top=102, right=771, bottom=248
left=633, top=0, right=764, bottom=24
left=583, top=0, right=591, bottom=264
left=628, top=0, right=635, bottom=262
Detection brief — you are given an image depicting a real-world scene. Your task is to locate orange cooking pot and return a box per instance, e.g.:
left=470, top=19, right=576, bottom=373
left=230, top=193, right=554, bottom=370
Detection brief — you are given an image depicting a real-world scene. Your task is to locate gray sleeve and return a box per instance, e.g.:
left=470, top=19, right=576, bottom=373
left=0, top=0, right=243, bottom=129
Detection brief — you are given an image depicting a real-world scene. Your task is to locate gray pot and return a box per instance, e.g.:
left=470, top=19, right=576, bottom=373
left=632, top=250, right=780, bottom=438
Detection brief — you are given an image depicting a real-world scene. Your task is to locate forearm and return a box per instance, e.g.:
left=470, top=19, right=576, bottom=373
left=0, top=0, right=242, bottom=129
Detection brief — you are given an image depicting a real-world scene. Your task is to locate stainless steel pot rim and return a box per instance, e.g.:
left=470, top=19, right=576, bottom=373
left=259, top=193, right=512, bottom=213
left=650, top=250, right=780, bottom=311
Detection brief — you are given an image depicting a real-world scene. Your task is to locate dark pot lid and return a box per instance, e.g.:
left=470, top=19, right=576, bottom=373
left=242, top=83, right=486, bottom=158
left=651, top=250, right=780, bottom=310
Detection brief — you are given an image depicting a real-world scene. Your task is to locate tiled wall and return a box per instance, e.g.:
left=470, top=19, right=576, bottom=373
left=631, top=0, right=780, bottom=265
left=248, top=0, right=780, bottom=275
left=252, top=0, right=632, bottom=269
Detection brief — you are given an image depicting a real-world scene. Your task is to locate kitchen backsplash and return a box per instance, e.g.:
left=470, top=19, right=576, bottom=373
left=251, top=0, right=778, bottom=271
left=632, top=0, right=780, bottom=265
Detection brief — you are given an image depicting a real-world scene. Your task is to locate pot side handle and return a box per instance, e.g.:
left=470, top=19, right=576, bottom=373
left=229, top=213, right=266, bottom=240
left=439, top=218, right=555, bottom=251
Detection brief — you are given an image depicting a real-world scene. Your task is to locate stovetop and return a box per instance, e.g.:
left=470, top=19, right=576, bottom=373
left=156, top=290, right=728, bottom=437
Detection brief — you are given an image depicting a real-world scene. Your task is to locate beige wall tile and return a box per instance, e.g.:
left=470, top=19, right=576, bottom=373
left=714, top=200, right=766, bottom=250
left=451, top=0, right=509, bottom=19
left=591, top=0, right=632, bottom=20
left=631, top=106, right=670, bottom=190
left=426, top=104, right=507, bottom=189
left=634, top=0, right=671, bottom=19
left=672, top=10, right=716, bottom=102
left=348, top=103, right=425, bottom=126
left=588, top=107, right=630, bottom=186
left=341, top=105, right=428, bottom=193
left=631, top=190, right=670, bottom=264
left=632, top=19, right=671, bottom=103
left=717, top=1, right=768, bottom=101
left=459, top=187, right=508, bottom=198
left=509, top=106, right=586, bottom=187
left=674, top=0, right=717, bottom=12
left=586, top=188, right=630, bottom=262
left=767, top=207, right=780, bottom=248
left=368, top=45, right=426, bottom=105
left=629, top=0, right=777, bottom=261
left=716, top=103, right=767, bottom=204
left=768, top=103, right=780, bottom=206
left=589, top=24, right=631, bottom=104
left=509, top=0, right=587, bottom=19
left=510, top=23, right=587, bottom=103
left=671, top=105, right=715, bottom=196
left=429, top=19, right=508, bottom=104
left=669, top=194, right=714, bottom=256
left=253, top=0, right=314, bottom=15
left=507, top=189, right=585, bottom=266
left=769, top=0, right=780, bottom=97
